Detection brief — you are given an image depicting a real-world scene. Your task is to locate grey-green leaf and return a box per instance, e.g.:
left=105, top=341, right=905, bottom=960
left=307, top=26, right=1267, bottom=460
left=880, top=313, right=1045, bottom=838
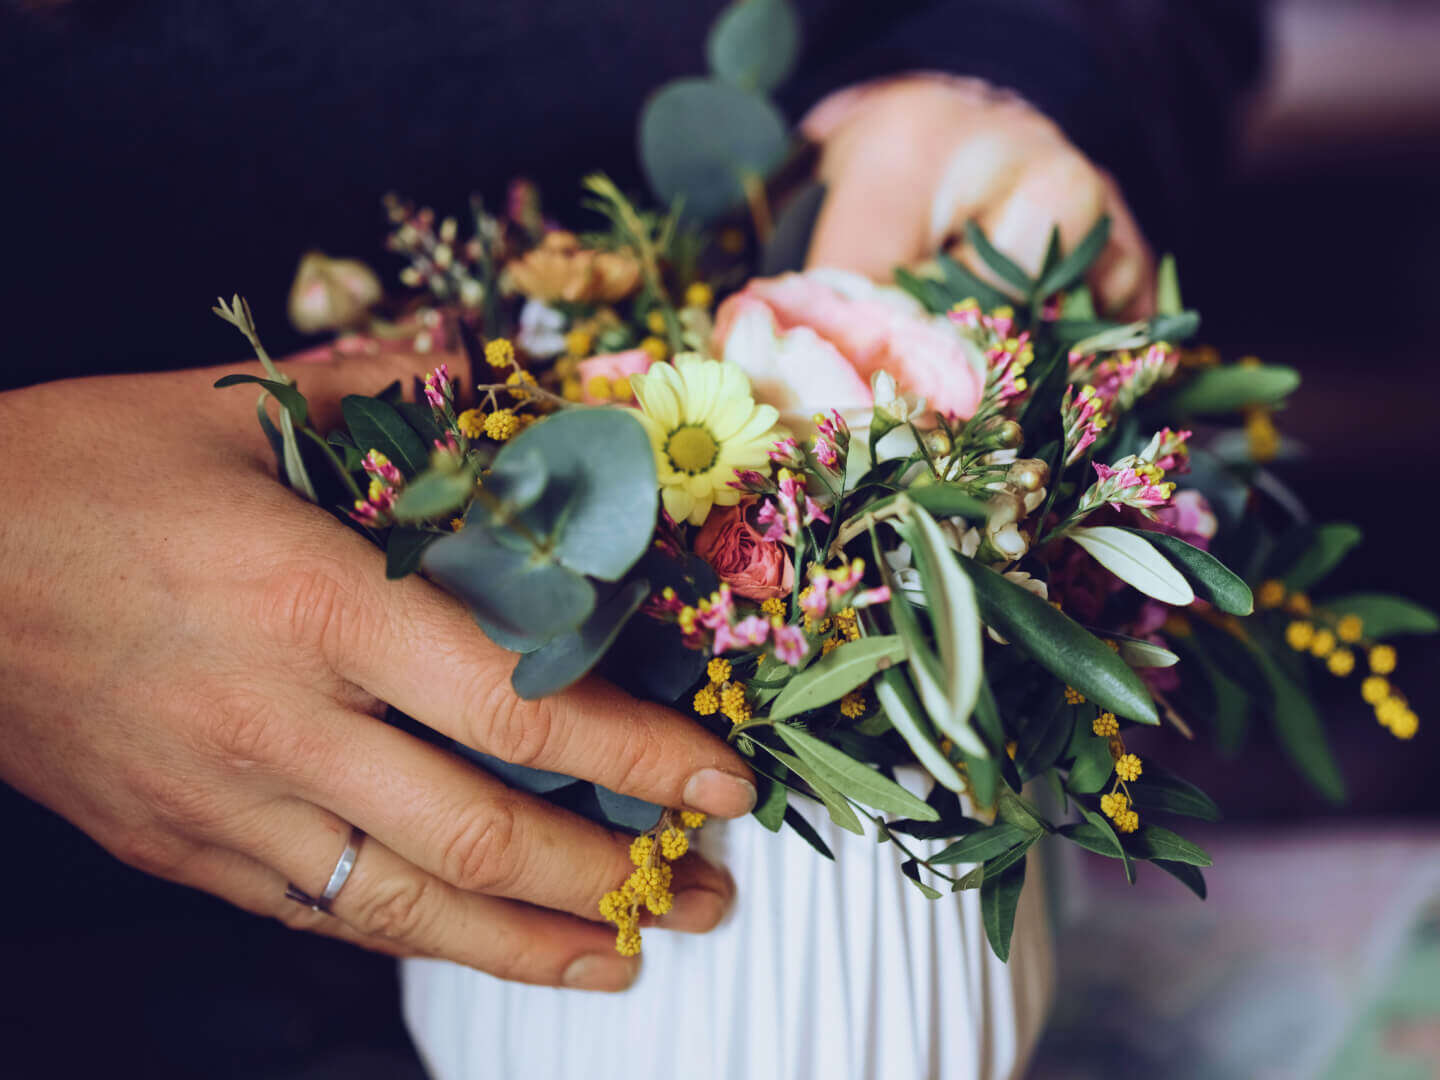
left=705, top=0, right=801, bottom=94
left=511, top=579, right=650, bottom=699
left=772, top=724, right=939, bottom=821
left=214, top=373, right=309, bottom=425
left=423, top=530, right=595, bottom=638
left=391, top=466, right=476, bottom=523
left=1035, top=215, right=1110, bottom=300
left=768, top=635, right=905, bottom=721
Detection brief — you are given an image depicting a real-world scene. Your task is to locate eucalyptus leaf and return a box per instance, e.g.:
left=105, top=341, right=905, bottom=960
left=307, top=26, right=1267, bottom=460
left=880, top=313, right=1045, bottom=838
left=1322, top=593, right=1439, bottom=639
left=772, top=724, right=938, bottom=821
left=960, top=561, right=1158, bottom=724
left=342, top=395, right=430, bottom=475
left=423, top=529, right=595, bottom=638
left=1068, top=525, right=1195, bottom=606
left=594, top=785, right=666, bottom=832
left=768, top=635, right=905, bottom=720
left=874, top=668, right=967, bottom=793
left=963, top=220, right=1031, bottom=295
left=639, top=78, right=789, bottom=223
left=980, top=852, right=1027, bottom=962
left=391, top=466, right=476, bottom=523
left=1168, top=364, right=1300, bottom=415
left=705, top=0, right=800, bottom=94
left=1124, top=528, right=1253, bottom=615
left=511, top=578, right=650, bottom=699
left=464, top=751, right=578, bottom=794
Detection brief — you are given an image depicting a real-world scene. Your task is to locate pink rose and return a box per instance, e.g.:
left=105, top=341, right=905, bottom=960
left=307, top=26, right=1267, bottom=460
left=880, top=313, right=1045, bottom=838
left=1140, top=490, right=1218, bottom=551
left=576, top=348, right=653, bottom=405
left=694, top=499, right=794, bottom=602
left=713, top=269, right=985, bottom=430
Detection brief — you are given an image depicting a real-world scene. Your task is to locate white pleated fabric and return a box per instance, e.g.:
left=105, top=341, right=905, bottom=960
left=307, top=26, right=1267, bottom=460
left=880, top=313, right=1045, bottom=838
left=402, top=793, right=1054, bottom=1080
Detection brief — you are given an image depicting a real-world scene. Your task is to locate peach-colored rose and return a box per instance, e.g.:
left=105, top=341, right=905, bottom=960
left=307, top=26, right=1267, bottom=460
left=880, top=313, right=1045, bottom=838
left=575, top=349, right=653, bottom=405
left=694, top=499, right=794, bottom=601
left=713, top=268, right=985, bottom=431
left=505, top=231, right=641, bottom=303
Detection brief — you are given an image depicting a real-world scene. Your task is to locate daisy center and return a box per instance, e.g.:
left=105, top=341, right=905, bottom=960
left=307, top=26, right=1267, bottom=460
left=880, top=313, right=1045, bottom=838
left=665, top=424, right=719, bottom=474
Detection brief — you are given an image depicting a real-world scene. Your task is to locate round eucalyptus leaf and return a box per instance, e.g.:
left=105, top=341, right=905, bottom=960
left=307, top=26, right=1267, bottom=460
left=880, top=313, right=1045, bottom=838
left=639, top=77, right=789, bottom=223
left=422, top=529, right=594, bottom=637
left=493, top=408, right=658, bottom=581
left=512, top=578, right=651, bottom=699
left=706, top=0, right=801, bottom=94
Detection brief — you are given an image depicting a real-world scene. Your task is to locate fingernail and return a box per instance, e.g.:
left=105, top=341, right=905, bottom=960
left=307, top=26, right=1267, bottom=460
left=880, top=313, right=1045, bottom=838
left=683, top=768, right=757, bottom=817
left=562, top=953, right=639, bottom=992
left=661, top=888, right=733, bottom=933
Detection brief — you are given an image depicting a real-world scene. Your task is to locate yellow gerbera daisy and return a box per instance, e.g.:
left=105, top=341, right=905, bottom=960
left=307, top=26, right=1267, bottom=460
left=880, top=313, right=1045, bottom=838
left=629, top=354, right=779, bottom=525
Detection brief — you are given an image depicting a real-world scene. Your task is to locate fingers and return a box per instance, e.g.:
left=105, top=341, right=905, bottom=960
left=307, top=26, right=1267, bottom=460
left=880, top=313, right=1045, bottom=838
left=325, top=562, right=756, bottom=820
left=251, top=705, right=736, bottom=926
left=1087, top=177, right=1156, bottom=319
left=972, top=149, right=1107, bottom=279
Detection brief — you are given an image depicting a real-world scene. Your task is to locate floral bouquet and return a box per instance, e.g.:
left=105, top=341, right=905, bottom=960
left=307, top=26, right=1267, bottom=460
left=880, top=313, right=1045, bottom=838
left=215, top=169, right=1433, bottom=964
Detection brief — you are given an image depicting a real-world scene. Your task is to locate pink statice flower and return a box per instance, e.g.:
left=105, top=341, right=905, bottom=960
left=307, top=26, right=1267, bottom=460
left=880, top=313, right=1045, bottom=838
left=423, top=363, right=452, bottom=409
left=770, top=623, right=808, bottom=666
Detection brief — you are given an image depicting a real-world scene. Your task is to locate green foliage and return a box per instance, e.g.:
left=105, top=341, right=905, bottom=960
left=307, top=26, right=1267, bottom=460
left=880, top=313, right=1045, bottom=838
left=930, top=823, right=1029, bottom=866
left=772, top=723, right=939, bottom=820
left=961, top=561, right=1159, bottom=724
left=512, top=579, right=651, bottom=699
left=767, top=635, right=905, bottom=720
left=423, top=531, right=596, bottom=638
left=342, top=396, right=430, bottom=475
left=963, top=220, right=1031, bottom=295
left=1034, top=216, right=1110, bottom=300
left=391, top=465, right=476, bottom=523
left=1068, top=525, right=1196, bottom=606
left=214, top=373, right=308, bottom=425
left=1323, top=594, right=1439, bottom=639
left=1125, top=766, right=1222, bottom=822
left=761, top=745, right=864, bottom=835
left=1168, top=364, right=1300, bottom=415
left=384, top=527, right=436, bottom=580
left=980, top=853, right=1028, bottom=961
left=873, top=668, right=967, bottom=793
left=705, top=0, right=800, bottom=94
left=1270, top=523, right=1363, bottom=592
left=639, top=78, right=789, bottom=223
left=1245, top=640, right=1346, bottom=803
left=782, top=806, right=835, bottom=860
left=1126, top=528, right=1254, bottom=615
left=1156, top=254, right=1182, bottom=316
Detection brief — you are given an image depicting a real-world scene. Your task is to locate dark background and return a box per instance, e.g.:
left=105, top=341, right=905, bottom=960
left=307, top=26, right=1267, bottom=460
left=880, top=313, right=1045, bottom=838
left=2, top=1, right=1437, bottom=1077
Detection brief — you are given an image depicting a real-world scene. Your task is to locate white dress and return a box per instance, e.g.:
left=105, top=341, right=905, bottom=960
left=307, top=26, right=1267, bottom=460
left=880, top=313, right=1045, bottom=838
left=401, top=793, right=1055, bottom=1080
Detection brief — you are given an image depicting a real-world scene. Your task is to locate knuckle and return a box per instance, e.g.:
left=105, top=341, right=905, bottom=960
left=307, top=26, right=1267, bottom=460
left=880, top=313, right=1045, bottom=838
left=253, top=559, right=372, bottom=662
left=611, top=710, right=669, bottom=795
left=477, top=683, right=555, bottom=769
left=348, top=877, right=434, bottom=942
left=108, top=828, right=194, bottom=878
left=133, top=765, right=228, bottom=833
left=441, top=800, right=520, bottom=894
left=195, top=688, right=290, bottom=769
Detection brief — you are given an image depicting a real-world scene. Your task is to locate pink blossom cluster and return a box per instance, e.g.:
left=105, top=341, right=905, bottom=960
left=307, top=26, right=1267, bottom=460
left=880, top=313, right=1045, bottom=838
left=647, top=584, right=810, bottom=666
left=1061, top=384, right=1109, bottom=465
left=348, top=450, right=404, bottom=525
left=755, top=469, right=829, bottom=547
left=1070, top=343, right=1177, bottom=411
left=423, top=363, right=452, bottom=409
left=812, top=409, right=850, bottom=471
left=1089, top=462, right=1175, bottom=510
left=1151, top=427, right=1192, bottom=473
left=799, top=559, right=891, bottom=627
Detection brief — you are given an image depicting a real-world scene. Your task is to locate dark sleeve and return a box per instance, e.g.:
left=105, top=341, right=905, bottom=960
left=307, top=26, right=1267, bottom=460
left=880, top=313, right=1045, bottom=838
left=784, top=0, right=1268, bottom=245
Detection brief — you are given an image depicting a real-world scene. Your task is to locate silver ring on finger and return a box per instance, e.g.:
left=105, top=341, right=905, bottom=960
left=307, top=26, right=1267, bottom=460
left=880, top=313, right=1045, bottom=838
left=285, top=825, right=365, bottom=914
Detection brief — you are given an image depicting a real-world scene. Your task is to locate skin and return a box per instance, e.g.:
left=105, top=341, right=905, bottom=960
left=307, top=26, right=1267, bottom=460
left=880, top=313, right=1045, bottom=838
left=0, top=344, right=755, bottom=992
left=805, top=79, right=1156, bottom=316
left=1, top=78, right=1148, bottom=994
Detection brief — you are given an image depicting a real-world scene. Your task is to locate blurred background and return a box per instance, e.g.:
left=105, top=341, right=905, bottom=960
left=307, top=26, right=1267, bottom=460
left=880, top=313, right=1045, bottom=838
left=1032, top=1, right=1440, bottom=1076
left=2, top=1, right=1438, bottom=1078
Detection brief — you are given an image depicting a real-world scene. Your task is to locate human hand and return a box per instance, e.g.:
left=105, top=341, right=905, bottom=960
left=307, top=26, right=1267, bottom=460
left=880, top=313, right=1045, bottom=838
left=0, top=345, right=754, bottom=992
left=804, top=77, right=1155, bottom=316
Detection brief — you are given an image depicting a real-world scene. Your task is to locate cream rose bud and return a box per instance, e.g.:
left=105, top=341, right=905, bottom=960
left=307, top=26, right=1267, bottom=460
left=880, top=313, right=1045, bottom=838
left=713, top=269, right=985, bottom=434
left=288, top=252, right=382, bottom=334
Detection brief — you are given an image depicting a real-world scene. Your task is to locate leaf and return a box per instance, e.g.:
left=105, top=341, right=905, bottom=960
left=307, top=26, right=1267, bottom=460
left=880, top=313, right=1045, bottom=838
left=1156, top=253, right=1182, bottom=316
left=1126, top=766, right=1222, bottom=822
left=1173, top=634, right=1250, bottom=753
left=1124, top=825, right=1213, bottom=866
left=1149, top=311, right=1201, bottom=343
left=1114, top=637, right=1179, bottom=668
left=342, top=396, right=430, bottom=475
left=1068, top=525, right=1195, bottom=606
left=278, top=408, right=317, bottom=503
left=904, top=484, right=992, bottom=522
left=900, top=504, right=985, bottom=754
left=761, top=745, right=864, bottom=835
left=1014, top=691, right=1071, bottom=781
left=1322, top=593, right=1439, bottom=640
left=965, top=681, right=1005, bottom=807
left=384, top=526, right=436, bottom=580
left=900, top=858, right=943, bottom=899
left=214, top=373, right=309, bottom=425
left=1124, top=528, right=1253, bottom=615
left=705, top=0, right=800, bottom=94
left=593, top=786, right=666, bottom=832
left=963, top=220, right=1031, bottom=295
left=1153, top=859, right=1207, bottom=899
left=1245, top=640, right=1346, bottom=803
left=768, top=635, right=905, bottom=720
left=960, top=561, right=1158, bottom=724
left=937, top=253, right=1011, bottom=311
left=980, top=851, right=1028, bottom=962
left=511, top=578, right=650, bottom=699
left=391, top=466, right=476, bottom=523
left=983, top=834, right=1035, bottom=879
left=1168, top=364, right=1300, bottom=415
left=1064, top=722, right=1114, bottom=795
left=1068, top=807, right=1135, bottom=883
left=752, top=775, right=788, bottom=831
left=466, top=752, right=579, bottom=795
left=782, top=806, right=835, bottom=860
left=1272, top=523, right=1363, bottom=592
left=761, top=180, right=826, bottom=276
left=494, top=408, right=658, bottom=581
left=772, top=724, right=939, bottom=820
left=929, top=822, right=1029, bottom=865
left=873, top=668, right=967, bottom=793
left=893, top=267, right=952, bottom=315
left=639, top=77, right=789, bottom=223
left=422, top=530, right=595, bottom=638
left=1035, top=215, right=1111, bottom=299
left=395, top=400, right=446, bottom=448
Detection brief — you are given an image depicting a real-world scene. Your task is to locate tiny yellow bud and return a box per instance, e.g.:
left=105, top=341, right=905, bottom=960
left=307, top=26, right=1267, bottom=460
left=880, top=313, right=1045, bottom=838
left=1064, top=685, right=1086, bottom=705
left=1286, top=592, right=1312, bottom=616
left=629, top=834, right=655, bottom=868
left=585, top=374, right=612, bottom=402
left=1369, top=644, right=1397, bottom=675
left=457, top=408, right=486, bottom=439
left=692, top=685, right=720, bottom=716
left=564, top=327, right=594, bottom=358
left=1093, top=712, right=1119, bottom=737
left=706, top=658, right=732, bottom=685
left=679, top=810, right=706, bottom=829
left=684, top=281, right=714, bottom=309
left=839, top=690, right=866, bottom=719
left=1115, top=753, right=1143, bottom=783
left=1308, top=628, right=1336, bottom=659
left=1257, top=580, right=1286, bottom=609
left=484, top=338, right=515, bottom=368
left=1285, top=621, right=1315, bottom=651
left=1336, top=614, right=1364, bottom=643
left=640, top=336, right=668, bottom=362
left=482, top=408, right=520, bottom=441
left=1327, top=649, right=1355, bottom=677
left=1362, top=676, right=1390, bottom=705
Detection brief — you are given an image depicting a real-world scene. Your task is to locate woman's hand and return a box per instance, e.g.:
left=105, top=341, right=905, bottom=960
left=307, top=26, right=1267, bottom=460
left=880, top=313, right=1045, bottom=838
left=0, top=345, right=753, bottom=992
left=805, top=77, right=1155, bottom=316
